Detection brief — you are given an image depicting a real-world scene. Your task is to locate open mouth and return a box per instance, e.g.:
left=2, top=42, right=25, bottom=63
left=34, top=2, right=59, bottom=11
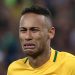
left=24, top=43, right=35, bottom=49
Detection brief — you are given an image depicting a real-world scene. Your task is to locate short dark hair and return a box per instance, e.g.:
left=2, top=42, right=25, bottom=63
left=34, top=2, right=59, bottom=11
left=21, top=5, right=52, bottom=19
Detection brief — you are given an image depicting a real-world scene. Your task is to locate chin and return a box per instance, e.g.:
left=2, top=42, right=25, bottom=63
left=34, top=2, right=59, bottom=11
left=23, top=48, right=37, bottom=56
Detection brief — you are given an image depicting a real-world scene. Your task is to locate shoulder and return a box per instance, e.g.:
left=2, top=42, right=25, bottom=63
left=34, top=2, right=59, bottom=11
left=8, top=57, right=28, bottom=69
left=64, top=52, right=75, bottom=74
left=63, top=52, right=75, bottom=67
left=58, top=51, right=75, bottom=69
left=58, top=50, right=75, bottom=62
left=59, top=51, right=75, bottom=60
left=52, top=48, right=75, bottom=66
left=7, top=57, right=27, bottom=75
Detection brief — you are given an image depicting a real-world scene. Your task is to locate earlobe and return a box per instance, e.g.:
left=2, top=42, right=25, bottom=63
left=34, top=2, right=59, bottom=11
left=48, top=27, right=55, bottom=39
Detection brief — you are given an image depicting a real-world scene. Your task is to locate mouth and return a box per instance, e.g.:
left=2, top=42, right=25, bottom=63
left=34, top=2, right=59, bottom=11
left=24, top=43, right=35, bottom=49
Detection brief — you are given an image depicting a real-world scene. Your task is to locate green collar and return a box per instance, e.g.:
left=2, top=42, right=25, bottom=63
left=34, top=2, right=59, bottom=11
left=53, top=50, right=58, bottom=62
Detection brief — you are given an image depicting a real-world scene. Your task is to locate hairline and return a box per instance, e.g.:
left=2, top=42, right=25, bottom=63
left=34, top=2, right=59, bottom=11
left=21, top=12, right=52, bottom=29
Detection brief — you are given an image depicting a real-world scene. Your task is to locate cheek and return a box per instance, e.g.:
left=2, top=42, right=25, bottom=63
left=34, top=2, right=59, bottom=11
left=33, top=32, right=48, bottom=45
left=33, top=31, right=48, bottom=41
left=19, top=33, right=24, bottom=42
left=33, top=32, right=42, bottom=40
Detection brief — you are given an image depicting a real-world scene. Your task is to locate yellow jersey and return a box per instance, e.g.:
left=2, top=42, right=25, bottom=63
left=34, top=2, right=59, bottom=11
left=7, top=48, right=75, bottom=75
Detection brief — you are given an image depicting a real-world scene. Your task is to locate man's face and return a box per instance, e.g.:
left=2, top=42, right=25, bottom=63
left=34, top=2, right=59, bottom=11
left=19, top=13, right=55, bottom=57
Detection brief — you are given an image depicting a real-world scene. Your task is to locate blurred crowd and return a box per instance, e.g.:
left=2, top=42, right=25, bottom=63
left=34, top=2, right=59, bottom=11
left=0, top=0, right=75, bottom=75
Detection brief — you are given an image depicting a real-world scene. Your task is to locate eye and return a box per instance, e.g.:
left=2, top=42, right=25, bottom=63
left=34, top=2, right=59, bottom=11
left=19, top=27, right=27, bottom=33
left=30, top=27, right=40, bottom=32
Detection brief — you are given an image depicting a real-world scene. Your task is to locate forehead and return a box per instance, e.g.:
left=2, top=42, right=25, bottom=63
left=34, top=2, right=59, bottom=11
left=20, top=13, right=46, bottom=28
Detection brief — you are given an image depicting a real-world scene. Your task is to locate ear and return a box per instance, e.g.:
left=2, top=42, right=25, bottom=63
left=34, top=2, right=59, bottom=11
left=48, top=27, right=55, bottom=39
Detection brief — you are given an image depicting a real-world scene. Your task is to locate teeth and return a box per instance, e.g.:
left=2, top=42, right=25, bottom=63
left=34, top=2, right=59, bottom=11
left=25, top=44, right=35, bottom=46
left=24, top=44, right=35, bottom=49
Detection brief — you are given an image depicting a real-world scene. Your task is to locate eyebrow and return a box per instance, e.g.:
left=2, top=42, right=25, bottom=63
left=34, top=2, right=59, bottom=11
left=19, top=26, right=40, bottom=29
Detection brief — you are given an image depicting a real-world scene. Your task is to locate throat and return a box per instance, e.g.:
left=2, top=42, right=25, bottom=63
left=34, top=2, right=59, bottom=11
left=28, top=50, right=51, bottom=68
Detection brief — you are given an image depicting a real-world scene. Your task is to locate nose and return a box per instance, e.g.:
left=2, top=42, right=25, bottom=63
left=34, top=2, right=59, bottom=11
left=25, top=30, right=32, bottom=41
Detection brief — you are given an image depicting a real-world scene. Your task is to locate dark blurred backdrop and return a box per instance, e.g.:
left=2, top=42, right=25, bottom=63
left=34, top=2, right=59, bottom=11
left=0, top=0, right=75, bottom=75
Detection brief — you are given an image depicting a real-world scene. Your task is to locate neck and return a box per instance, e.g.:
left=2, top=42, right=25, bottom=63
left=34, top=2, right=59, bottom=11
left=28, top=47, right=51, bottom=68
